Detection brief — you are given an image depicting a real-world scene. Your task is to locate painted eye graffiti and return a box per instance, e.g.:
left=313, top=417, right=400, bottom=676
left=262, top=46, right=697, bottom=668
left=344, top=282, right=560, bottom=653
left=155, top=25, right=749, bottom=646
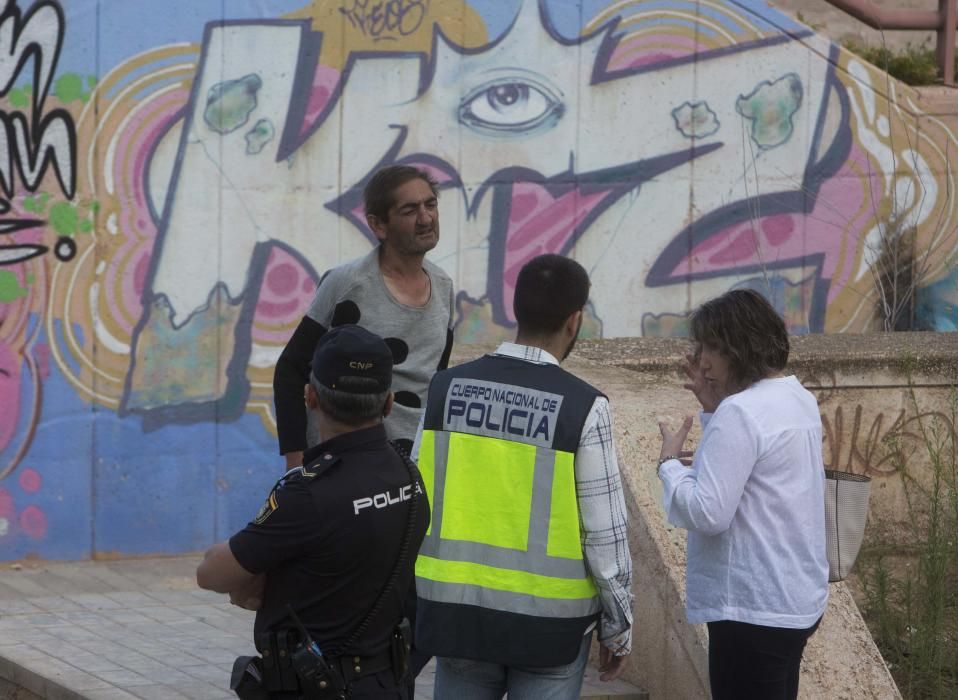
left=459, top=77, right=563, bottom=134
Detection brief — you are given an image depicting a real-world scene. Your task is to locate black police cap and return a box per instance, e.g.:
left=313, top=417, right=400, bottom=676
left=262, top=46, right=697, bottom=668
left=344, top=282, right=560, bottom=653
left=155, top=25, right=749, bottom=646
left=310, top=325, right=393, bottom=394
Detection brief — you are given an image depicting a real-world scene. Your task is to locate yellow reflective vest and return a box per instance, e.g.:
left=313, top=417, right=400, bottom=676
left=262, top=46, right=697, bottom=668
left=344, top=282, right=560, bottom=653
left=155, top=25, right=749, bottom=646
left=414, top=353, right=603, bottom=666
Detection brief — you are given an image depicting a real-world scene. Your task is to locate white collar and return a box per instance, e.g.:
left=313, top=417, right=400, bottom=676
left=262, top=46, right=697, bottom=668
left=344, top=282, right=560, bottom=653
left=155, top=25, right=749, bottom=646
left=491, top=341, right=560, bottom=367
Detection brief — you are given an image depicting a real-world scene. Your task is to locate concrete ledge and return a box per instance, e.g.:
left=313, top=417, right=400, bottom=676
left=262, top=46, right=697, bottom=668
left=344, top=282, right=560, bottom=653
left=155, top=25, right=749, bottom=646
left=574, top=331, right=958, bottom=377
left=570, top=332, right=957, bottom=548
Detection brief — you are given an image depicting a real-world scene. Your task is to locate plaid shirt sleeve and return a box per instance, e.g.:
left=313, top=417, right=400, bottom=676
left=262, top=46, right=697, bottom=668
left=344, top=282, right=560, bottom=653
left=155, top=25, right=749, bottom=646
left=577, top=396, right=634, bottom=655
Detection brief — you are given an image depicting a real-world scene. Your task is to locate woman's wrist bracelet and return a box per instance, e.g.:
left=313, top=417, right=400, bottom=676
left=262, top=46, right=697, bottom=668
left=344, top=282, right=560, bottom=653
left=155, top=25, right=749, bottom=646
left=657, top=455, right=680, bottom=468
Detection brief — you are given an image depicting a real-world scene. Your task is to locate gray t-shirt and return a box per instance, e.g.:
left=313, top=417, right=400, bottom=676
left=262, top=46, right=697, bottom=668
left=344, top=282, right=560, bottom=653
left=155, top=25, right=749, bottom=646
left=305, top=247, right=455, bottom=446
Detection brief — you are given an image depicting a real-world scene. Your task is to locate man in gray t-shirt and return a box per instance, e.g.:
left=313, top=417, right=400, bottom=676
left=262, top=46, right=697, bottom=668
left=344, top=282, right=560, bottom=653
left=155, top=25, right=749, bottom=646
left=273, top=166, right=455, bottom=469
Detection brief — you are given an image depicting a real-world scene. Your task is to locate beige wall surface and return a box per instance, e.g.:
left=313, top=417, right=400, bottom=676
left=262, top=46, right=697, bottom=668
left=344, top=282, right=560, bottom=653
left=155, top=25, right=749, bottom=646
left=770, top=0, right=938, bottom=49
left=802, top=371, right=956, bottom=546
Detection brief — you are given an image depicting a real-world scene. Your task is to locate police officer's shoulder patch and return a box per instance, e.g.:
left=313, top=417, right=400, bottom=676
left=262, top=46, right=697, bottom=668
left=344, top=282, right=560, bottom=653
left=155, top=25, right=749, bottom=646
left=302, top=452, right=340, bottom=478
left=253, top=490, right=279, bottom=524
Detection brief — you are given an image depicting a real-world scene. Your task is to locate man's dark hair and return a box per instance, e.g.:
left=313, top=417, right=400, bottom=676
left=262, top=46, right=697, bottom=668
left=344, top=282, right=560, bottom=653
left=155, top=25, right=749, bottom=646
left=363, top=165, right=439, bottom=222
left=310, top=376, right=389, bottom=426
left=689, top=288, right=790, bottom=391
left=513, top=254, right=590, bottom=335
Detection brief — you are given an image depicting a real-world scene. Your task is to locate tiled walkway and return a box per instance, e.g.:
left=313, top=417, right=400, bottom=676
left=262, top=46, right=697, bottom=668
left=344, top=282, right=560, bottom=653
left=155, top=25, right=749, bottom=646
left=0, top=557, right=644, bottom=699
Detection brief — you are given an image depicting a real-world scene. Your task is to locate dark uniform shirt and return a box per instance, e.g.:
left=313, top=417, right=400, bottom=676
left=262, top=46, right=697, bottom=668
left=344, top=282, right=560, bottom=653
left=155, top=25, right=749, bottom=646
left=230, top=424, right=429, bottom=657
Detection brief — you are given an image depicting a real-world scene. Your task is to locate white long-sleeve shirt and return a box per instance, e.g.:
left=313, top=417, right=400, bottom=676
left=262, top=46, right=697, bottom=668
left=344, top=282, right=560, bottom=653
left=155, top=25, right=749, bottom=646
left=659, top=375, right=829, bottom=628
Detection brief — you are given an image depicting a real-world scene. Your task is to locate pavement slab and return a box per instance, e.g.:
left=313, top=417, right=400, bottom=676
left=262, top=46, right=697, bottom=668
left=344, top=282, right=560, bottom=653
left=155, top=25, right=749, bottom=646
left=0, top=557, right=646, bottom=699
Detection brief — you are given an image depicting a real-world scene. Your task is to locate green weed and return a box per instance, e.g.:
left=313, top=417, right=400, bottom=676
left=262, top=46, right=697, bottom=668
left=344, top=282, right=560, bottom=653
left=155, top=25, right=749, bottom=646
left=843, top=41, right=944, bottom=87
left=857, top=384, right=958, bottom=698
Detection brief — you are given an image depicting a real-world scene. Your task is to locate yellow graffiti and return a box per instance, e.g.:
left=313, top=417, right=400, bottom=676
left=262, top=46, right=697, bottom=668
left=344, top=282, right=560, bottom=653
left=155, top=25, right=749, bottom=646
left=287, top=0, right=489, bottom=68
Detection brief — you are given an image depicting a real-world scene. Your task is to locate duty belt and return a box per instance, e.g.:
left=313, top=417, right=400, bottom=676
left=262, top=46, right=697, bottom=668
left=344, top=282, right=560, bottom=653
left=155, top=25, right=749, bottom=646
left=330, top=649, right=392, bottom=682
left=255, top=632, right=394, bottom=694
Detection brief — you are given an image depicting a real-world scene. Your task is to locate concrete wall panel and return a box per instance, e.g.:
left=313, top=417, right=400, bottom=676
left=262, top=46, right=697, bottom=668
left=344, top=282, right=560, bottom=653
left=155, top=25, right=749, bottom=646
left=0, top=0, right=956, bottom=569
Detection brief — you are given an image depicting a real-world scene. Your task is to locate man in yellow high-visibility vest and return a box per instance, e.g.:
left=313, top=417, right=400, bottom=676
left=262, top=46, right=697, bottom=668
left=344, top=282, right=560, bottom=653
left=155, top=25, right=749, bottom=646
left=411, top=254, right=634, bottom=698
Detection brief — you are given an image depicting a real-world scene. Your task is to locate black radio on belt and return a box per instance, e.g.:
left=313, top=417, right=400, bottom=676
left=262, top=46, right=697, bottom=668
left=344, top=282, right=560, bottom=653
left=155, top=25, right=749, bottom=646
left=286, top=605, right=347, bottom=699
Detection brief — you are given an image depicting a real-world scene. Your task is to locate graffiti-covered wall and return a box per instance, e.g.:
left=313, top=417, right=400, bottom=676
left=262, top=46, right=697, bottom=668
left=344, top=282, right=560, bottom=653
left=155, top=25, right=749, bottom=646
left=1, top=0, right=957, bottom=559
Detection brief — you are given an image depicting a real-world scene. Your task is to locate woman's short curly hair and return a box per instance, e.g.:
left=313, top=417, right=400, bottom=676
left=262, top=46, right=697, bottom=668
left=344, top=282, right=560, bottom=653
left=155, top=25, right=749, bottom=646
left=689, top=288, right=790, bottom=391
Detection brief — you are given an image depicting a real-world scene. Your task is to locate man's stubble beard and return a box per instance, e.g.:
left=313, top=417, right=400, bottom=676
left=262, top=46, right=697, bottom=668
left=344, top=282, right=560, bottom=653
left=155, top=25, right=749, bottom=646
left=561, top=315, right=584, bottom=361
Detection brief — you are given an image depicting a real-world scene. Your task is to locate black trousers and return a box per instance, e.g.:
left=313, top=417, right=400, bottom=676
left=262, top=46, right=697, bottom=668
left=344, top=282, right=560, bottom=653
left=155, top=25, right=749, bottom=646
left=706, top=617, right=822, bottom=700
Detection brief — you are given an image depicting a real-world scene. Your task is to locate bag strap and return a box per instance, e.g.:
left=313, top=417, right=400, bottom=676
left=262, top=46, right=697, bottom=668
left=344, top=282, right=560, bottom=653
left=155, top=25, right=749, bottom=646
left=332, top=440, right=421, bottom=657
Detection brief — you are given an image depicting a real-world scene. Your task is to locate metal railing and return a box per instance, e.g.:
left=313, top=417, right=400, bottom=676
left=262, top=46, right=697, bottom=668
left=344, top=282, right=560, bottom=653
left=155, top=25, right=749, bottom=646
left=824, top=0, right=958, bottom=84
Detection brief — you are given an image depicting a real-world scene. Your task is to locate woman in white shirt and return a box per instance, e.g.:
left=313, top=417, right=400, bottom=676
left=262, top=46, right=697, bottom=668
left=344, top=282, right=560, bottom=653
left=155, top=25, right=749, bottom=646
left=657, top=289, right=829, bottom=700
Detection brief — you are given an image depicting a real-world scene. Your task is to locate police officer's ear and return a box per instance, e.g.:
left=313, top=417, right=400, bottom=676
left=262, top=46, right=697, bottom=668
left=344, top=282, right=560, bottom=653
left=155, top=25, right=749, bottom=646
left=565, top=309, right=584, bottom=339
left=305, top=383, right=319, bottom=410
left=382, top=391, right=394, bottom=418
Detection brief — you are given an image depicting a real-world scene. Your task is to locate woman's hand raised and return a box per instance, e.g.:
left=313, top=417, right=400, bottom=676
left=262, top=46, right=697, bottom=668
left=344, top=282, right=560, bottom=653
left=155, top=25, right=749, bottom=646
left=658, top=416, right=694, bottom=466
left=683, top=352, right=722, bottom=413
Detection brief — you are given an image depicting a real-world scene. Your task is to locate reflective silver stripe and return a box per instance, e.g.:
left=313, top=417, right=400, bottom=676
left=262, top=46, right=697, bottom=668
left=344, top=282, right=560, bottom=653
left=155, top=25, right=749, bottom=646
left=416, top=576, right=601, bottom=618
left=421, top=538, right=586, bottom=578
left=527, top=446, right=555, bottom=557
left=443, top=378, right=564, bottom=449
left=419, top=433, right=589, bottom=581
left=420, top=430, right=450, bottom=558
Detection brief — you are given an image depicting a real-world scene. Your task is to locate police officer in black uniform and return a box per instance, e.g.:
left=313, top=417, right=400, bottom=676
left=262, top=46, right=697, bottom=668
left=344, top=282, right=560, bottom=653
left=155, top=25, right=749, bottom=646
left=197, top=325, right=429, bottom=699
